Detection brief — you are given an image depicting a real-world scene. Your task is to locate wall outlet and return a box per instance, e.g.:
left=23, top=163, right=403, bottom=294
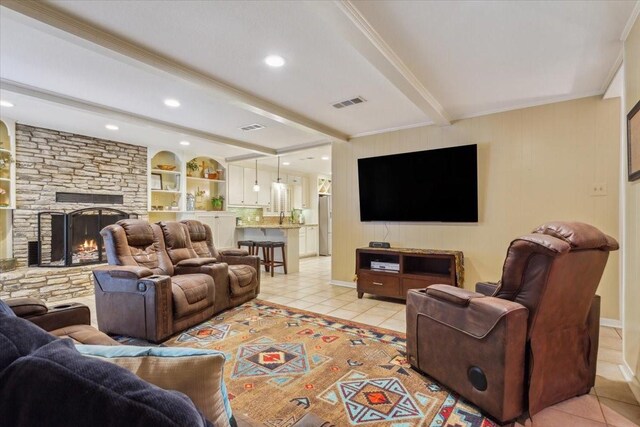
left=590, top=183, right=607, bottom=197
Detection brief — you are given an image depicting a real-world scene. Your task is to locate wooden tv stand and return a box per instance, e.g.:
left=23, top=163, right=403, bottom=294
left=356, top=247, right=464, bottom=299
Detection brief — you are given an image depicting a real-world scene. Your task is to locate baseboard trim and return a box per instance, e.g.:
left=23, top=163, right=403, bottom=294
left=600, top=318, right=622, bottom=328
left=620, top=362, right=640, bottom=403
left=330, top=280, right=356, bottom=288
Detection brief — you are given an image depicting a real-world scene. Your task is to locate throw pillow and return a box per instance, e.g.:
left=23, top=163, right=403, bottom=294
left=76, top=345, right=233, bottom=427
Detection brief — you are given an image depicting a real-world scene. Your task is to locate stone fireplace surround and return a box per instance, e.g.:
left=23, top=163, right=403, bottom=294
left=0, top=124, right=147, bottom=302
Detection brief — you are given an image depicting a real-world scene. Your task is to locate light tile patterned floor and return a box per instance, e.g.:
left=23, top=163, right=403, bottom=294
left=61, top=255, right=639, bottom=426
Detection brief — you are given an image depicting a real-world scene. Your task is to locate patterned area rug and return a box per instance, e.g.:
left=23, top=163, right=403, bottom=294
left=151, top=300, right=497, bottom=426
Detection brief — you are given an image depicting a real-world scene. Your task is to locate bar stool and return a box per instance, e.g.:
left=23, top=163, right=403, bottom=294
left=262, top=241, right=287, bottom=277
left=237, top=240, right=256, bottom=255
left=254, top=241, right=272, bottom=273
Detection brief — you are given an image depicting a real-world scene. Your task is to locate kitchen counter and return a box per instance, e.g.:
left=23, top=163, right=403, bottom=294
left=236, top=224, right=302, bottom=229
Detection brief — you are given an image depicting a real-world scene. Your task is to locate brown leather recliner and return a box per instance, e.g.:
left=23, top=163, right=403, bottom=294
left=406, top=221, right=619, bottom=423
left=4, top=297, right=119, bottom=345
left=93, top=219, right=227, bottom=342
left=180, top=220, right=260, bottom=309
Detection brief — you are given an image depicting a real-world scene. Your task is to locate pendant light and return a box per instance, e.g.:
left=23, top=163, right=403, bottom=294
left=252, top=159, right=260, bottom=192
left=277, top=156, right=281, bottom=183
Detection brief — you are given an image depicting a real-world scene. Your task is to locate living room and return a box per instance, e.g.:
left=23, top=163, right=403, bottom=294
left=1, top=1, right=639, bottom=426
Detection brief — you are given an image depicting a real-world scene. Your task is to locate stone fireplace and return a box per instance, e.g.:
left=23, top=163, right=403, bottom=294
left=0, top=124, right=147, bottom=301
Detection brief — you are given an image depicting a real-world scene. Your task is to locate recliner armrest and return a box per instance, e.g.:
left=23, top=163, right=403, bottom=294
left=93, top=265, right=154, bottom=280
left=176, top=257, right=217, bottom=267
left=426, top=284, right=484, bottom=306
left=475, top=281, right=500, bottom=296
left=219, top=248, right=249, bottom=257
left=6, top=297, right=48, bottom=317
left=26, top=303, right=91, bottom=332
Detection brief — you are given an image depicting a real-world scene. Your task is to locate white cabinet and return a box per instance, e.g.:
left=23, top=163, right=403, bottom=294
left=228, top=165, right=244, bottom=205
left=178, top=212, right=236, bottom=249
left=299, top=225, right=318, bottom=257
left=301, top=176, right=310, bottom=209
left=291, top=184, right=303, bottom=210
left=257, top=170, right=272, bottom=206
left=298, top=227, right=306, bottom=256
left=229, top=165, right=272, bottom=207
left=243, top=167, right=258, bottom=205
left=305, top=225, right=318, bottom=256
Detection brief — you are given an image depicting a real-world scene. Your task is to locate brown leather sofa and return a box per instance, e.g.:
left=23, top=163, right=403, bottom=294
left=406, top=221, right=618, bottom=423
left=181, top=219, right=260, bottom=309
left=5, top=297, right=118, bottom=345
left=94, top=219, right=227, bottom=342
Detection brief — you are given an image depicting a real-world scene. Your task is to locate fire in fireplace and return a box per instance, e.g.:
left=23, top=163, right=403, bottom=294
left=37, top=208, right=136, bottom=267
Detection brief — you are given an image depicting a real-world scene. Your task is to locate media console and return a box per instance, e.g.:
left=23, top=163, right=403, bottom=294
left=355, top=247, right=464, bottom=299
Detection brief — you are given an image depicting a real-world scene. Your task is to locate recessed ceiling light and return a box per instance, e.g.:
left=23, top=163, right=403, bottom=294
left=264, top=55, right=285, bottom=67
left=0, top=100, right=14, bottom=107
left=164, top=98, right=181, bottom=108
left=321, top=156, right=329, bottom=160
left=105, top=124, right=119, bottom=130
left=179, top=140, right=190, bottom=146
left=282, top=161, right=291, bottom=166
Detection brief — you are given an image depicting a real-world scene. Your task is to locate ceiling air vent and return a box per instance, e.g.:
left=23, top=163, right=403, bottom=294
left=239, top=123, right=265, bottom=131
left=332, top=96, right=366, bottom=109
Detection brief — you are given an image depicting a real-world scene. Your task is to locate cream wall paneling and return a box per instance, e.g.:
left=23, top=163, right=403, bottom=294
left=332, top=95, right=621, bottom=320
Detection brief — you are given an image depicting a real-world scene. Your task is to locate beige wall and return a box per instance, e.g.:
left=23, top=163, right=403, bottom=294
left=333, top=95, right=621, bottom=319
left=623, top=14, right=640, bottom=395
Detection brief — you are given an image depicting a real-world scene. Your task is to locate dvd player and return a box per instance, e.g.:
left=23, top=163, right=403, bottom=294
left=370, top=261, right=400, bottom=272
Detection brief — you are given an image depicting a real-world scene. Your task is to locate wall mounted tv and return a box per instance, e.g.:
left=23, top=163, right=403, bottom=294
left=357, top=144, right=478, bottom=222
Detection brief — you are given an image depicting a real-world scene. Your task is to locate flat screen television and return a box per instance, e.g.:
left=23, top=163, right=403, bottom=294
left=357, top=144, right=478, bottom=222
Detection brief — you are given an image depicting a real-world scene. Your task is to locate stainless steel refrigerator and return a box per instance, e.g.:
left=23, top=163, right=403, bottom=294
left=319, top=195, right=331, bottom=256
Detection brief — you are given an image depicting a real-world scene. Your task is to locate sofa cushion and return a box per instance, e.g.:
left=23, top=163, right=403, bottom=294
left=229, top=265, right=258, bottom=297
left=171, top=274, right=215, bottom=318
left=0, top=315, right=210, bottom=427
left=77, top=345, right=233, bottom=427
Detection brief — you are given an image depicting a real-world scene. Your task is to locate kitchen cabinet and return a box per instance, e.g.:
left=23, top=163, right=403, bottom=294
left=257, top=170, right=272, bottom=206
left=228, top=164, right=244, bottom=205
left=298, top=227, right=306, bottom=256
left=243, top=167, right=258, bottom=205
left=298, top=225, right=318, bottom=257
left=291, top=183, right=303, bottom=210
left=301, top=176, right=310, bottom=209
left=305, top=225, right=318, bottom=256
left=178, top=212, right=236, bottom=249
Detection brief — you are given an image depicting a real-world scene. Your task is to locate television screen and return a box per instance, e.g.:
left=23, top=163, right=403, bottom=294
left=357, top=144, right=478, bottom=222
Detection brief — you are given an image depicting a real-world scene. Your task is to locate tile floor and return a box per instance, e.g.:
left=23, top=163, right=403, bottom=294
left=61, top=255, right=639, bottom=426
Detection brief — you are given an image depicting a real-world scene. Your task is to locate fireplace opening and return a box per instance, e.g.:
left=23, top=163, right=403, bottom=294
left=37, top=208, right=136, bottom=267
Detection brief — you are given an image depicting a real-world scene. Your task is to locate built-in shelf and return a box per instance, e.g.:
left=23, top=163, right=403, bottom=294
left=151, top=189, right=181, bottom=194
left=151, top=168, right=181, bottom=175
left=0, top=148, right=10, bottom=154
left=187, top=176, right=226, bottom=183
left=0, top=178, right=10, bottom=182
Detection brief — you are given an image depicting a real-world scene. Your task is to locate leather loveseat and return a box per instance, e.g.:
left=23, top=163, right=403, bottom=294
left=406, top=221, right=618, bottom=423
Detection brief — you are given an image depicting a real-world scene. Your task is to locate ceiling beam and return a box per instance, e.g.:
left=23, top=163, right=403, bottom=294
left=1, top=1, right=349, bottom=143
left=1, top=79, right=277, bottom=155
left=312, top=1, right=450, bottom=126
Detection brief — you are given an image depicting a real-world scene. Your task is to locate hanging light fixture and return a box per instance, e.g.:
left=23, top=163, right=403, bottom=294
left=253, top=159, right=260, bottom=192
left=277, top=156, right=281, bottom=183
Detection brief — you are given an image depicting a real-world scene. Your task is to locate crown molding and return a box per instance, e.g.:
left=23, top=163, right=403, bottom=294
left=621, top=1, right=640, bottom=42
left=1, top=1, right=349, bottom=143
left=1, top=79, right=277, bottom=155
